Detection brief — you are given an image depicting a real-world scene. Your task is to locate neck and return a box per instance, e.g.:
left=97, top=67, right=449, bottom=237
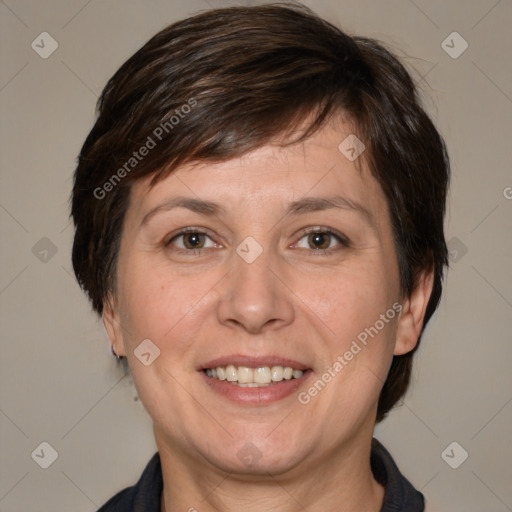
left=156, top=429, right=385, bottom=512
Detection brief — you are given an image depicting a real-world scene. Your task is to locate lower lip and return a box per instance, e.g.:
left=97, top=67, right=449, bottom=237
left=200, top=370, right=312, bottom=405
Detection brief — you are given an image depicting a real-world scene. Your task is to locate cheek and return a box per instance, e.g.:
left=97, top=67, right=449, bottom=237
left=307, top=254, right=399, bottom=396
left=118, top=257, right=220, bottom=352
left=116, top=264, right=209, bottom=422
left=313, top=258, right=396, bottom=335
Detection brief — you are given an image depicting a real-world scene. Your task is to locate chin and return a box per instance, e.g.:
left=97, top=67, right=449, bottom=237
left=198, top=431, right=310, bottom=477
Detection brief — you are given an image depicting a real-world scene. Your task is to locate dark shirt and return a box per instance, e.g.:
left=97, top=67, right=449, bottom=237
left=97, top=438, right=424, bottom=511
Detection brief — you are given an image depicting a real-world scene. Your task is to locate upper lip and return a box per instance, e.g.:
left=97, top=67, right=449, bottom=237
left=199, top=354, right=310, bottom=371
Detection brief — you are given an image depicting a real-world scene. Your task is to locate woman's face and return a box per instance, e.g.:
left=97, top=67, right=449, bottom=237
left=104, top=121, right=429, bottom=476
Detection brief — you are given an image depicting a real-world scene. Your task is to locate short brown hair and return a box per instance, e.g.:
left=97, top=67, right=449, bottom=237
left=70, top=3, right=450, bottom=422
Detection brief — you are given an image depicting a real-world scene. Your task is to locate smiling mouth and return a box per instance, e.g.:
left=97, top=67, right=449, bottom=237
left=203, top=365, right=308, bottom=387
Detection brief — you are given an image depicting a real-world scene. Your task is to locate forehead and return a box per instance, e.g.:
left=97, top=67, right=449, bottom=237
left=125, top=122, right=388, bottom=228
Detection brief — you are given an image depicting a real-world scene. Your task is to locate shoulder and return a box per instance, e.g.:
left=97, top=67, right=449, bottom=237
left=96, top=452, right=163, bottom=512
left=371, top=438, right=425, bottom=512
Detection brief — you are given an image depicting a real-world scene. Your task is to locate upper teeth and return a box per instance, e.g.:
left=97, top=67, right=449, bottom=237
left=205, top=365, right=304, bottom=386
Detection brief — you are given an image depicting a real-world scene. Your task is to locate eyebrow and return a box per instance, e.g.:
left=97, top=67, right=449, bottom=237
left=140, top=195, right=374, bottom=228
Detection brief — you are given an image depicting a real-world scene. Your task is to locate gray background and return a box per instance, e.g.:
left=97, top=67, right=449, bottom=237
left=1, top=0, right=511, bottom=510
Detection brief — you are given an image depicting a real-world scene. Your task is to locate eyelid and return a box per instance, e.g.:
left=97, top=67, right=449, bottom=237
left=298, top=226, right=350, bottom=244
left=292, top=226, right=350, bottom=251
left=165, top=227, right=220, bottom=248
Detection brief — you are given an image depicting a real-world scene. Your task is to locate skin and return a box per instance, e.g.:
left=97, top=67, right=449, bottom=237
left=103, top=120, right=433, bottom=512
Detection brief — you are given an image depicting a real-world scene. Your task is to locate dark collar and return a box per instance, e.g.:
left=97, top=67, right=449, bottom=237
left=371, top=438, right=425, bottom=511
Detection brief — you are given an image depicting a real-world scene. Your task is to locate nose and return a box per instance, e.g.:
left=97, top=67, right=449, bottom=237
left=216, top=245, right=295, bottom=334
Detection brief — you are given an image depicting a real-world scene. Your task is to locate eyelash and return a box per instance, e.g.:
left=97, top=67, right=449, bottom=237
left=165, top=226, right=350, bottom=256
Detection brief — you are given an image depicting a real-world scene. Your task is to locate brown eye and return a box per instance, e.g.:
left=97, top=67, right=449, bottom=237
left=295, top=229, right=349, bottom=253
left=307, top=232, right=331, bottom=250
left=182, top=232, right=206, bottom=249
left=166, top=229, right=216, bottom=252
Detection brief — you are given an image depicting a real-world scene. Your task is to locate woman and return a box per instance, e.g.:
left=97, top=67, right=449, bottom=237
left=70, top=4, right=450, bottom=511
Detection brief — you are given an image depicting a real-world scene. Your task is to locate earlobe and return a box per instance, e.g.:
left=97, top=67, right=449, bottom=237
left=394, top=269, right=434, bottom=356
left=102, top=295, right=127, bottom=357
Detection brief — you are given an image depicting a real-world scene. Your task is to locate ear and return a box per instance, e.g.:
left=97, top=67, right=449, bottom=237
left=102, top=294, right=127, bottom=357
left=394, top=268, right=434, bottom=356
